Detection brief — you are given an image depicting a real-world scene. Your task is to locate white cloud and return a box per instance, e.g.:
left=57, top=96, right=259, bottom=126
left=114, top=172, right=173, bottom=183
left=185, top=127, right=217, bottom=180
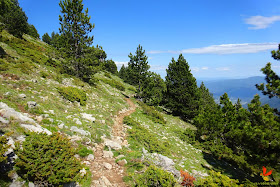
left=150, top=65, right=167, bottom=71
left=148, top=43, right=278, bottom=55
left=191, top=67, right=200, bottom=72
left=216, top=67, right=230, bottom=71
left=244, top=15, right=280, bottom=30
left=115, top=61, right=128, bottom=68
left=201, top=66, right=209, bottom=70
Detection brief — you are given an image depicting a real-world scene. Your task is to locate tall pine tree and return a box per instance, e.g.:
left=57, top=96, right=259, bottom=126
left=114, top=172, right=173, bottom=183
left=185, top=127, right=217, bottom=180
left=59, top=0, right=94, bottom=79
left=165, top=54, right=199, bottom=120
left=127, top=45, right=150, bottom=97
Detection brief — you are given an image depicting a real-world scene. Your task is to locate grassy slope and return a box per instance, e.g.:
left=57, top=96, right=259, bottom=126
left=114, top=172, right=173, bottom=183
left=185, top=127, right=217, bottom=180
left=0, top=30, right=247, bottom=186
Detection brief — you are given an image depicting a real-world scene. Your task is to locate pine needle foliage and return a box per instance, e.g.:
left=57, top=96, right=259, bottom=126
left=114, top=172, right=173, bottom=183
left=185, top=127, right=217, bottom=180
left=0, top=132, right=11, bottom=163
left=57, top=86, right=87, bottom=106
left=15, top=132, right=82, bottom=185
left=135, top=165, right=176, bottom=187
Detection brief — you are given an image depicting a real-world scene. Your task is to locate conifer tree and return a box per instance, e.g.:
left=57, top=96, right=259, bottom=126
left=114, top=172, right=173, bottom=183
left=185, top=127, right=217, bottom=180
left=142, top=71, right=166, bottom=106
left=256, top=44, right=280, bottom=99
left=165, top=54, right=199, bottom=120
left=127, top=45, right=150, bottom=96
left=59, top=0, right=94, bottom=78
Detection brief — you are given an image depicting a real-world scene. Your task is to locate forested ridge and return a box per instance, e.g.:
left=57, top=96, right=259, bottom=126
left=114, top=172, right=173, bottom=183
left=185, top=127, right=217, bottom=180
left=0, top=0, right=279, bottom=186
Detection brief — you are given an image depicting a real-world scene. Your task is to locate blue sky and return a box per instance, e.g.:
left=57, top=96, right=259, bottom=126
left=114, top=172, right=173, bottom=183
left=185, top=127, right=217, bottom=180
left=19, top=0, right=280, bottom=80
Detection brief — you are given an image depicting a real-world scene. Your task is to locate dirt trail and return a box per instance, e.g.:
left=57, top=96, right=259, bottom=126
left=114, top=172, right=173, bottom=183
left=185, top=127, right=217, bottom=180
left=90, top=98, right=136, bottom=187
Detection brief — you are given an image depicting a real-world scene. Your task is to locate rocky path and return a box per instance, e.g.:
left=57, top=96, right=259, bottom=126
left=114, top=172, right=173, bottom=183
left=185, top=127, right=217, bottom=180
left=90, top=98, right=136, bottom=187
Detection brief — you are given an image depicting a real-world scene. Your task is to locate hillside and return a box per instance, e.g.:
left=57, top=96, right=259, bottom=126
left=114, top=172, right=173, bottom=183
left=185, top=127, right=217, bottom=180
left=198, top=77, right=280, bottom=109
left=0, top=30, right=247, bottom=186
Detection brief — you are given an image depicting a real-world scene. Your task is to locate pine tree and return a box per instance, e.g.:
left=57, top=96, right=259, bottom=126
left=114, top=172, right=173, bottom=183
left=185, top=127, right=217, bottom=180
left=165, top=54, right=199, bottom=120
left=142, top=71, right=166, bottom=106
left=256, top=44, right=280, bottom=99
left=59, top=0, right=94, bottom=78
left=42, top=33, right=51, bottom=44
left=127, top=45, right=150, bottom=96
left=0, top=0, right=28, bottom=38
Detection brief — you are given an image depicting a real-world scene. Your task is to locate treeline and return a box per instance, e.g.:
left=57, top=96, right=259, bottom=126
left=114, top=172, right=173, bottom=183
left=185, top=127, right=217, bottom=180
left=120, top=44, right=280, bottom=182
left=0, top=0, right=39, bottom=38
left=0, top=0, right=117, bottom=84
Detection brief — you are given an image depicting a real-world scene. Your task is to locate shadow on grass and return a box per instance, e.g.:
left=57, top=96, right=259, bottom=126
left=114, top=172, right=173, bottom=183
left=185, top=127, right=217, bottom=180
left=201, top=152, right=264, bottom=183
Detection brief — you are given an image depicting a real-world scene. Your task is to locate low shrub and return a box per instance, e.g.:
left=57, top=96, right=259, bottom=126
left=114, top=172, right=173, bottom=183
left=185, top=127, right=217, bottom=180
left=180, top=169, right=195, bottom=187
left=40, top=71, right=49, bottom=78
left=15, top=132, right=82, bottom=186
left=135, top=165, right=176, bottom=187
left=137, top=101, right=166, bottom=124
left=198, top=170, right=240, bottom=187
left=77, top=146, right=93, bottom=157
left=57, top=86, right=87, bottom=106
left=0, top=132, right=11, bottom=163
left=100, top=78, right=125, bottom=91
left=104, top=71, right=112, bottom=79
left=124, top=116, right=170, bottom=155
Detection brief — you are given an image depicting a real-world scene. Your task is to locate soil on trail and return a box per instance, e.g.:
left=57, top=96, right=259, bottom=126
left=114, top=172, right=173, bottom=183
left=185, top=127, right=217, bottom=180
left=90, top=98, right=136, bottom=187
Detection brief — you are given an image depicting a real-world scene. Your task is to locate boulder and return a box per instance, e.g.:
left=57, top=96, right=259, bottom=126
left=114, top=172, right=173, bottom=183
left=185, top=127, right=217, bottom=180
left=0, top=102, right=36, bottom=124
left=99, top=176, right=111, bottom=187
left=142, top=148, right=180, bottom=178
left=20, top=124, right=52, bottom=135
left=103, top=138, right=122, bottom=150
left=79, top=168, right=87, bottom=177
left=18, top=93, right=26, bottom=99
left=70, top=126, right=90, bottom=136
left=80, top=113, right=95, bottom=122
left=86, top=154, right=94, bottom=161
left=27, top=101, right=37, bottom=109
left=103, top=163, right=112, bottom=170
left=117, top=159, right=127, bottom=166
left=0, top=116, right=9, bottom=124
left=103, top=150, right=113, bottom=158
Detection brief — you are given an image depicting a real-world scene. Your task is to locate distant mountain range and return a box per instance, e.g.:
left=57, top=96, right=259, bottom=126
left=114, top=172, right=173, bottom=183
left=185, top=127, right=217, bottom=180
left=197, top=76, right=280, bottom=109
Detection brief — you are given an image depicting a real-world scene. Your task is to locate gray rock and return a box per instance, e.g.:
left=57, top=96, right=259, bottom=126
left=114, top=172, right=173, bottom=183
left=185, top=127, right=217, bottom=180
left=28, top=182, right=35, bottom=187
left=27, top=101, right=37, bottom=109
left=0, top=116, right=9, bottom=124
left=18, top=93, right=26, bottom=99
left=101, top=120, right=105, bottom=124
left=73, top=118, right=82, bottom=125
left=0, top=102, right=36, bottom=124
left=116, top=155, right=125, bottom=160
left=49, top=110, right=54, bottom=114
left=9, top=180, right=25, bottom=187
left=99, top=176, right=111, bottom=187
left=103, top=138, right=122, bottom=150
left=117, top=159, right=127, bottom=166
left=17, top=135, right=26, bottom=142
left=103, top=150, right=113, bottom=158
left=58, top=123, right=64, bottom=129
left=142, top=150, right=180, bottom=178
left=80, top=113, right=95, bottom=122
left=86, top=154, right=94, bottom=161
left=103, top=163, right=112, bottom=170
left=79, top=168, right=87, bottom=177
left=4, top=92, right=11, bottom=96
left=21, top=124, right=52, bottom=135
left=70, top=126, right=90, bottom=136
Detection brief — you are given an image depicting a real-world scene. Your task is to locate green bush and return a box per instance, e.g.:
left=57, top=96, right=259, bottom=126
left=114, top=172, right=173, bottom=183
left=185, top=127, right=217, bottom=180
left=137, top=101, right=166, bottom=124
left=124, top=117, right=170, bottom=155
left=198, top=170, right=240, bottom=187
left=15, top=132, right=82, bottom=186
left=77, top=146, right=93, bottom=157
left=135, top=165, right=176, bottom=187
left=104, top=71, right=112, bottom=79
left=40, top=71, right=49, bottom=78
left=0, top=132, right=11, bottom=163
left=57, top=86, right=87, bottom=106
left=100, top=78, right=125, bottom=91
